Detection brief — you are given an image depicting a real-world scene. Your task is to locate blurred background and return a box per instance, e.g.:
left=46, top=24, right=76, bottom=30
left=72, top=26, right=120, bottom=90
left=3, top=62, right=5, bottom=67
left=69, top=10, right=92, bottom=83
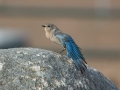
left=0, top=0, right=120, bottom=88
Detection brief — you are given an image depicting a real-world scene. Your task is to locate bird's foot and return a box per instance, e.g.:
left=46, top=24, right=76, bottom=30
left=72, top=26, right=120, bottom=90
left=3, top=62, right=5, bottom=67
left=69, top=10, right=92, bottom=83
left=59, top=48, right=66, bottom=54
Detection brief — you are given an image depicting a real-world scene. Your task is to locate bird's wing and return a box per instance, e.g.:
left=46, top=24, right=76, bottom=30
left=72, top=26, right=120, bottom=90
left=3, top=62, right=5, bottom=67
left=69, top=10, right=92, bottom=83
left=56, top=34, right=87, bottom=73
left=55, top=32, right=67, bottom=47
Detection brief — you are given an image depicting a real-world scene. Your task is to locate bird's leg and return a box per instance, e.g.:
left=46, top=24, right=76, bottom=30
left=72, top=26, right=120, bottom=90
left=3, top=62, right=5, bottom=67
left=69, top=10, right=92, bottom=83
left=59, top=48, right=66, bottom=54
left=78, top=47, right=82, bottom=50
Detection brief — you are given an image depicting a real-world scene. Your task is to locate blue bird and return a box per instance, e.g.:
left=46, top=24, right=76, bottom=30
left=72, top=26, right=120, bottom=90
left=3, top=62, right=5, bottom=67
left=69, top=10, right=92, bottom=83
left=42, top=23, right=87, bottom=74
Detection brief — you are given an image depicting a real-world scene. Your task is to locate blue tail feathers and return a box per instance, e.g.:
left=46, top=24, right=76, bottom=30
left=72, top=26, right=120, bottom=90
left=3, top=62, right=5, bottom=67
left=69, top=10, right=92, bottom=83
left=64, top=36, right=87, bottom=74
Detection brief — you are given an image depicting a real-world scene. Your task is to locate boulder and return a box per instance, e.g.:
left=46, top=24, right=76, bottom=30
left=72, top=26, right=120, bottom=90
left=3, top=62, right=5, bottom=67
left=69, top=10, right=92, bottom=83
left=0, top=48, right=118, bottom=90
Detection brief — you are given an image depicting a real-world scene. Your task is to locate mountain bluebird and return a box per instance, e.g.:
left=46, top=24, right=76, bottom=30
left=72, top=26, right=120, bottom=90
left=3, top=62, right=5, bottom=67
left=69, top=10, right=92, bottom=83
left=42, top=23, right=87, bottom=74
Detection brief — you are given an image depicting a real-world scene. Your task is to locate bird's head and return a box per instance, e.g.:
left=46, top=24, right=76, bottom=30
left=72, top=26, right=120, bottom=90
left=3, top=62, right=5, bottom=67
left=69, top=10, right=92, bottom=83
left=42, top=23, right=58, bottom=32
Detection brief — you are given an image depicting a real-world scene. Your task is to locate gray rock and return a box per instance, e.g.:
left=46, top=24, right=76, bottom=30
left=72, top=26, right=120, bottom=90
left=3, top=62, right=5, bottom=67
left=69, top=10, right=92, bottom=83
left=0, top=48, right=118, bottom=90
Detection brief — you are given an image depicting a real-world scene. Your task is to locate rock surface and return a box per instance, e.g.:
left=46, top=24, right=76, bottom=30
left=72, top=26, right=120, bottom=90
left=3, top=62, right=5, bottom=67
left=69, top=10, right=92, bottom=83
left=0, top=48, right=118, bottom=90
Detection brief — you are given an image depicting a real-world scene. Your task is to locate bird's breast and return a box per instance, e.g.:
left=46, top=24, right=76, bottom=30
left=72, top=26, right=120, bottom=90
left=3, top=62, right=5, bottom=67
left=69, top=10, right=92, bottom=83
left=45, top=30, right=50, bottom=39
left=45, top=30, right=62, bottom=45
left=50, top=35, right=62, bottom=45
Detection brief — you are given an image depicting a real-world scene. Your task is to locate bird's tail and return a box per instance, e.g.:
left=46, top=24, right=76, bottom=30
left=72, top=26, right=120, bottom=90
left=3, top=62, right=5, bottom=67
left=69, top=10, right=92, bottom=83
left=65, top=37, right=87, bottom=74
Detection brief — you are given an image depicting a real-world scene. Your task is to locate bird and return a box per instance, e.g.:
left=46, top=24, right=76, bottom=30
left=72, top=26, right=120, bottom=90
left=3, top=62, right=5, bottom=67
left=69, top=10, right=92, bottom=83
left=42, top=23, right=87, bottom=74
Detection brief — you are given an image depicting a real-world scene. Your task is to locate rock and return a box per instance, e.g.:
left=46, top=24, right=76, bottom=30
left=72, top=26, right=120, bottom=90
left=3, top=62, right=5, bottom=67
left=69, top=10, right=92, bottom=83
left=0, top=48, right=118, bottom=90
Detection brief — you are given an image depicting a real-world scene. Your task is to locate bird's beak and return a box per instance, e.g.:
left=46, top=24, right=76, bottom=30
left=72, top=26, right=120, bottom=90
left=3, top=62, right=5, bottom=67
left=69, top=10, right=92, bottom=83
left=42, top=25, right=46, bottom=27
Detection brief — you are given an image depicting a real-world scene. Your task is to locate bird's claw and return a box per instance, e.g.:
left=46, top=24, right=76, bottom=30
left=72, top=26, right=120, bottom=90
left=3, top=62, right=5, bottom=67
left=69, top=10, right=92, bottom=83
left=59, top=48, right=66, bottom=54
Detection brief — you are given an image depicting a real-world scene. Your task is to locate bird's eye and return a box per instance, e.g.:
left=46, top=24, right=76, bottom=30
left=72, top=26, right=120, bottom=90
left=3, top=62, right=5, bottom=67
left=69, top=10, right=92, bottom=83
left=48, top=25, right=51, bottom=27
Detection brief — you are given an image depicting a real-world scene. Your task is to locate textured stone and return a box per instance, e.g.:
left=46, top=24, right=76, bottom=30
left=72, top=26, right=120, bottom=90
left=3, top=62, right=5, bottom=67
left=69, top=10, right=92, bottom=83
left=0, top=48, right=118, bottom=90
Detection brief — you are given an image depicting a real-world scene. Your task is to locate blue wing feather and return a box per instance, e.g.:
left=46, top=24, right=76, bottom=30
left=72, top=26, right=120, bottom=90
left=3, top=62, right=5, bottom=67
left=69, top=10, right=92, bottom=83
left=56, top=34, right=87, bottom=73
